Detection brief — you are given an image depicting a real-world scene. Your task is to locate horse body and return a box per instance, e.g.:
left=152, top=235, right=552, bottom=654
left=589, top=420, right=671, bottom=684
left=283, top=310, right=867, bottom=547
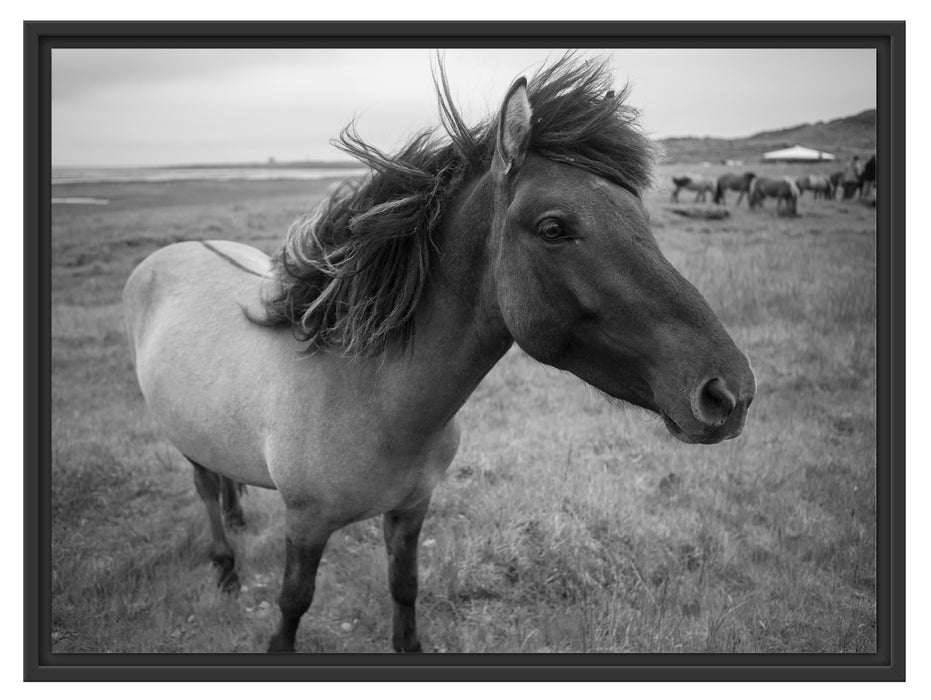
left=713, top=172, right=755, bottom=206
left=795, top=173, right=834, bottom=199
left=126, top=243, right=276, bottom=489
left=671, top=174, right=717, bottom=202
left=829, top=171, right=844, bottom=199
left=126, top=239, right=479, bottom=515
left=749, top=176, right=799, bottom=215
left=124, top=57, right=755, bottom=653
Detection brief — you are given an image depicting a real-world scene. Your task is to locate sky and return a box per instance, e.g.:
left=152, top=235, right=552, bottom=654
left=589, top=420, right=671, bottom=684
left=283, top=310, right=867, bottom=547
left=51, top=48, right=876, bottom=167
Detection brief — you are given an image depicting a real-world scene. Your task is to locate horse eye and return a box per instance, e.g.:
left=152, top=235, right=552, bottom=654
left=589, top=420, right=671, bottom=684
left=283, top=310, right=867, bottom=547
left=537, top=219, right=566, bottom=241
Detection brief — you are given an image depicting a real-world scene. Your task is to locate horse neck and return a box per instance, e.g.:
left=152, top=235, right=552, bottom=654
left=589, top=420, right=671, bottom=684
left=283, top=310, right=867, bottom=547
left=378, top=172, right=513, bottom=435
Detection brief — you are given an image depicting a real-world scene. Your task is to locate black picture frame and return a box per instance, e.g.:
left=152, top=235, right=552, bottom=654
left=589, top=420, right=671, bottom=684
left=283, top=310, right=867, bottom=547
left=25, top=20, right=905, bottom=681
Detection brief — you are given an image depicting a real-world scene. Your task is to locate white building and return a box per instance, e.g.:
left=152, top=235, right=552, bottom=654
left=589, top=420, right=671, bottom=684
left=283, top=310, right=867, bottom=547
left=761, top=145, right=836, bottom=163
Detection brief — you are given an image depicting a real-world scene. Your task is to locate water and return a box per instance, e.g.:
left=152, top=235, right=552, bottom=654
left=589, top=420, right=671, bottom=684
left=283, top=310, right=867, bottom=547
left=52, top=165, right=367, bottom=186
left=51, top=197, right=110, bottom=205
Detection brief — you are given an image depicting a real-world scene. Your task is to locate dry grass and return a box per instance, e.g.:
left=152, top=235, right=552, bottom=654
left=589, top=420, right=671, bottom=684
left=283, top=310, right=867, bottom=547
left=50, top=164, right=876, bottom=654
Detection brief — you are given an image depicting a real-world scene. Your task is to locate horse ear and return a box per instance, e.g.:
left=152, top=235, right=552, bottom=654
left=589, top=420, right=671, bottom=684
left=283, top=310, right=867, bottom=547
left=492, top=77, right=532, bottom=179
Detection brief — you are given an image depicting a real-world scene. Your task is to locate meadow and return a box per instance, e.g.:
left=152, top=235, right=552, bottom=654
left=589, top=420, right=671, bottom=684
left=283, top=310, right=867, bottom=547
left=50, top=162, right=877, bottom=654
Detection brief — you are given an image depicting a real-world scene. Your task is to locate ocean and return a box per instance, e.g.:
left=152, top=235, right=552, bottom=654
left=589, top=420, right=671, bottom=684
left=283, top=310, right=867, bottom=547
left=52, top=165, right=367, bottom=186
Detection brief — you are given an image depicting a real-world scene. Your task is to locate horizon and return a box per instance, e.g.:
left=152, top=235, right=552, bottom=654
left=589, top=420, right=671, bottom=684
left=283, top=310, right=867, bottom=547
left=52, top=49, right=877, bottom=168
left=52, top=105, right=877, bottom=170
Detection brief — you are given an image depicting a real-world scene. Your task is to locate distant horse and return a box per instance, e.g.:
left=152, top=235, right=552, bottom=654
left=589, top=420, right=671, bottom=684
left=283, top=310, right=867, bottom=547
left=795, top=174, right=835, bottom=199
left=671, top=174, right=717, bottom=203
left=829, top=171, right=844, bottom=199
left=123, top=56, right=755, bottom=654
left=749, top=176, right=800, bottom=215
left=858, top=155, right=876, bottom=199
left=713, top=172, right=756, bottom=206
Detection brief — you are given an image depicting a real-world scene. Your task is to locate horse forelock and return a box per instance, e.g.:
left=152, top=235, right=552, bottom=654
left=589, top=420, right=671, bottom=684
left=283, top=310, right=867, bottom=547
left=521, top=54, right=657, bottom=196
left=258, top=53, right=657, bottom=356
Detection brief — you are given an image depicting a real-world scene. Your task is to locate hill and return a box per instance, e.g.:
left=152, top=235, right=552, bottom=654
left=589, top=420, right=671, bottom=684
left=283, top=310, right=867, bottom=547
left=659, top=109, right=876, bottom=164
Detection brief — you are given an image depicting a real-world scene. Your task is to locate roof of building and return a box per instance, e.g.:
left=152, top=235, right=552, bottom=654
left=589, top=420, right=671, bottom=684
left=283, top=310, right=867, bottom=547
left=762, top=144, right=836, bottom=161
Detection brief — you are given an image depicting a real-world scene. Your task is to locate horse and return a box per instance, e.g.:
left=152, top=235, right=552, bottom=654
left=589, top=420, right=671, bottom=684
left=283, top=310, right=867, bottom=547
left=858, top=154, right=876, bottom=200
left=670, top=174, right=717, bottom=203
left=713, top=172, right=756, bottom=206
left=123, top=56, right=755, bottom=654
left=829, top=171, right=844, bottom=199
left=749, top=176, right=800, bottom=215
left=795, top=173, right=835, bottom=199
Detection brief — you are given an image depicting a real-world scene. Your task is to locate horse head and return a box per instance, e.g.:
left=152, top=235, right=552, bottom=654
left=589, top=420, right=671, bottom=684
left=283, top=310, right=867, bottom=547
left=485, top=76, right=755, bottom=445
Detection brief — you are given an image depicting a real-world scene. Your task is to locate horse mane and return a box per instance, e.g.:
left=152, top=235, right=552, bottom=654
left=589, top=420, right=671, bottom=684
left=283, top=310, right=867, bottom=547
left=257, top=53, right=657, bottom=356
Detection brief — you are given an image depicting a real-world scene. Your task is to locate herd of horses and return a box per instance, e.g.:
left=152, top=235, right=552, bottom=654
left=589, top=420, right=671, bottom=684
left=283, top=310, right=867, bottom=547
left=671, top=155, right=877, bottom=217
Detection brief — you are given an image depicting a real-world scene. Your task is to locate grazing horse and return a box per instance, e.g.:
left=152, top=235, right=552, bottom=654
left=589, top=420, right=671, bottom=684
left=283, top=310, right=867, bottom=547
left=749, top=176, right=800, bottom=215
left=713, top=172, right=756, bottom=206
left=671, top=174, right=717, bottom=203
left=123, top=57, right=755, bottom=654
left=795, top=173, right=835, bottom=199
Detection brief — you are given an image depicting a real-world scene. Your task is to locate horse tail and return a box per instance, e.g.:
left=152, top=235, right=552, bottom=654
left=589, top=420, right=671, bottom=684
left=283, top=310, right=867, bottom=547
left=714, top=179, right=723, bottom=204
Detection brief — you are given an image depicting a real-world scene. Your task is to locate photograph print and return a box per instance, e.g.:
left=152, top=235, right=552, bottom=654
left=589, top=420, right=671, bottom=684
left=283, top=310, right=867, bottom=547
left=46, top=42, right=881, bottom=661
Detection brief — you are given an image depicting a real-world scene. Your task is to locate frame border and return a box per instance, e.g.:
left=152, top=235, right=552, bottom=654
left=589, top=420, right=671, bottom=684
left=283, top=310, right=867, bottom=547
left=25, top=20, right=905, bottom=682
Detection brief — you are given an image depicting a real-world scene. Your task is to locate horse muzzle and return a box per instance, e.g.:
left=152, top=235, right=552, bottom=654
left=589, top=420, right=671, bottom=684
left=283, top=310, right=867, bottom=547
left=660, top=372, right=755, bottom=445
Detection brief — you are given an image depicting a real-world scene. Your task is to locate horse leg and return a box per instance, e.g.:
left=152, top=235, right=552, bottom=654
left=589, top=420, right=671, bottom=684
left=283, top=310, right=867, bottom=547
left=267, top=508, right=332, bottom=653
left=189, top=460, right=240, bottom=592
left=383, top=498, right=431, bottom=653
left=671, top=187, right=679, bottom=203
left=220, top=476, right=246, bottom=529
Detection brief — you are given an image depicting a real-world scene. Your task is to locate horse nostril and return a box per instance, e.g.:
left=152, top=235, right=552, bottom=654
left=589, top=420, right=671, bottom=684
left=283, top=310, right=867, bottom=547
left=692, top=377, right=737, bottom=428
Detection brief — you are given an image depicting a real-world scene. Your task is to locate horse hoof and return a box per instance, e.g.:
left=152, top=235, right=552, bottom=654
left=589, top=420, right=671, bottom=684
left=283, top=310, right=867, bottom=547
left=393, top=639, right=423, bottom=653
left=267, top=636, right=295, bottom=653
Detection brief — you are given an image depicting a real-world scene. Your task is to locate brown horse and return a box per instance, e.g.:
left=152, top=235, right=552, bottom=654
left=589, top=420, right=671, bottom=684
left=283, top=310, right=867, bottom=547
left=713, top=172, right=756, bottom=206
left=123, top=56, right=755, bottom=653
left=858, top=154, right=876, bottom=199
left=671, top=174, right=717, bottom=202
left=749, top=176, right=800, bottom=215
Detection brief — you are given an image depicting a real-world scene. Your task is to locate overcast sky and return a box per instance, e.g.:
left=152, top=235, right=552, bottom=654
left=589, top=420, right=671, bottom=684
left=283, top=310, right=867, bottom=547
left=51, top=48, right=876, bottom=167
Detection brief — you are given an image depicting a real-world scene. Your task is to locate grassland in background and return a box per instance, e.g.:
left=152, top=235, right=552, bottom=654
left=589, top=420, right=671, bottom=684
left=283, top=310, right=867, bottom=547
left=50, top=163, right=876, bottom=653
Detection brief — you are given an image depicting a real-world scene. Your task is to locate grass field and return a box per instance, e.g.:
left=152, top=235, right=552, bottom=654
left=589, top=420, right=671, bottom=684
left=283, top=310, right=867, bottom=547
left=50, top=162, right=877, bottom=654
